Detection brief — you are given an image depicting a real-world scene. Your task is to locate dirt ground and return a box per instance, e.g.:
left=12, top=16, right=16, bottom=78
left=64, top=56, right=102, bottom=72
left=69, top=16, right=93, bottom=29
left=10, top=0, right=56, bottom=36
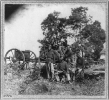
left=4, top=64, right=105, bottom=96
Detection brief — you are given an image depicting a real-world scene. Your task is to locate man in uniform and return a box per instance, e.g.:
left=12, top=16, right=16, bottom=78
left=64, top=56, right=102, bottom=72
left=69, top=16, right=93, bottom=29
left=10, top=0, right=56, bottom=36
left=57, top=58, right=71, bottom=83
left=46, top=45, right=55, bottom=81
left=64, top=45, right=73, bottom=60
left=57, top=46, right=64, bottom=60
left=68, top=54, right=77, bottom=81
left=76, top=53, right=84, bottom=79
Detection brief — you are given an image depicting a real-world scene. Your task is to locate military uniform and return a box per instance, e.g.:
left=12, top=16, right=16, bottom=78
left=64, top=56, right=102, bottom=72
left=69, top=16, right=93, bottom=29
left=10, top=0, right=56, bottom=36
left=76, top=56, right=84, bottom=68
left=64, top=47, right=73, bottom=60
left=57, top=46, right=65, bottom=59
left=46, top=49, right=55, bottom=80
left=76, top=55, right=84, bottom=78
left=57, top=60, right=70, bottom=82
left=46, top=49, right=54, bottom=63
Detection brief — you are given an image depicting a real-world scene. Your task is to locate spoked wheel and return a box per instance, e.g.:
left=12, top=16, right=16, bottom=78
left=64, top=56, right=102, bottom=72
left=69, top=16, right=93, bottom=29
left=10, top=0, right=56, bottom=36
left=4, top=48, right=25, bottom=67
left=25, top=50, right=37, bottom=66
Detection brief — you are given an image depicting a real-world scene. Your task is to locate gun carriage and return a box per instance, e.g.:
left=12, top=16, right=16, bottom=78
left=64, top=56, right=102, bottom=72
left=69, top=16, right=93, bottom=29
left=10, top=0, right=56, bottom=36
left=4, top=48, right=37, bottom=68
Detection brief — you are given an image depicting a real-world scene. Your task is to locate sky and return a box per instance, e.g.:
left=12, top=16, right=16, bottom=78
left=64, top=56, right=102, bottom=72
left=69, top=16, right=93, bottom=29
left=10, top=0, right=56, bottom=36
left=4, top=3, right=106, bottom=57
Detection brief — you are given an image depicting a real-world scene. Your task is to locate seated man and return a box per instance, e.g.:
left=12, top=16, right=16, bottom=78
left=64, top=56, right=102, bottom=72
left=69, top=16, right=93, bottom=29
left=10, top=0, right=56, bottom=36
left=67, top=57, right=76, bottom=81
left=57, top=58, right=71, bottom=83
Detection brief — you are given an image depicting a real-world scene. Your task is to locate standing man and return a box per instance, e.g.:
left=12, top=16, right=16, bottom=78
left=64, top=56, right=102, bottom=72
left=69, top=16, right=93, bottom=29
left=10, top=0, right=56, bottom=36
left=76, top=53, right=84, bottom=79
left=57, top=46, right=64, bottom=60
left=46, top=45, right=55, bottom=81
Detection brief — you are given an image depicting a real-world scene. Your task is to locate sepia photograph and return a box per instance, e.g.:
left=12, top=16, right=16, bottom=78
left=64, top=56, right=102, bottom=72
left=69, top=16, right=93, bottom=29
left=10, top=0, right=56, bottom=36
left=1, top=0, right=108, bottom=99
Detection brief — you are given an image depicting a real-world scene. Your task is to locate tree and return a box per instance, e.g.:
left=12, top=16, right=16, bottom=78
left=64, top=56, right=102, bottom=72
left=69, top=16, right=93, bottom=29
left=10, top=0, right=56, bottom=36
left=80, top=20, right=105, bottom=61
left=40, top=11, right=68, bottom=49
left=39, top=7, right=106, bottom=61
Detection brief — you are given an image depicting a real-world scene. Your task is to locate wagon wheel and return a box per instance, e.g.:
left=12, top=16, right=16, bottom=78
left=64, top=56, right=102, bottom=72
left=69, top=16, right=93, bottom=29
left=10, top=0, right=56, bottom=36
left=4, top=48, right=25, bottom=67
left=28, top=50, right=37, bottom=65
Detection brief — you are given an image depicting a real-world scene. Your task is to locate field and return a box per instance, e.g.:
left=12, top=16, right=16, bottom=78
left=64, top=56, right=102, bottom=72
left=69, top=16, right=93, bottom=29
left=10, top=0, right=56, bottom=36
left=4, top=63, right=105, bottom=96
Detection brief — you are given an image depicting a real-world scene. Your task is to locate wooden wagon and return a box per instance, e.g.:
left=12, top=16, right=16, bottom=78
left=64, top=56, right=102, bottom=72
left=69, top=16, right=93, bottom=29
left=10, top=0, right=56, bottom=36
left=4, top=48, right=38, bottom=69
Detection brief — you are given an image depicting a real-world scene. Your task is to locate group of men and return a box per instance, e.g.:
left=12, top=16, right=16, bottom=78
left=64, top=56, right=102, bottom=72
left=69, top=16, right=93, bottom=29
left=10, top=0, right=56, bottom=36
left=44, top=43, right=84, bottom=83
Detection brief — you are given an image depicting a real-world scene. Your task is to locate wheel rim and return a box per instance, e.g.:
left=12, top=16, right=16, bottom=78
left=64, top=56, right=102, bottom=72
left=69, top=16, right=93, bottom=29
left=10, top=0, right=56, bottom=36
left=4, top=48, right=25, bottom=66
left=26, top=50, right=37, bottom=65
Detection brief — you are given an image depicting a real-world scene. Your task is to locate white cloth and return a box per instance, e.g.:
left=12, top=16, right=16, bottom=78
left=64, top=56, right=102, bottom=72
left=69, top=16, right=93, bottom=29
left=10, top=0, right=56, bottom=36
left=66, top=73, right=70, bottom=81
left=51, top=63, right=54, bottom=75
left=78, top=68, right=82, bottom=72
left=48, top=62, right=54, bottom=79
left=71, top=68, right=76, bottom=73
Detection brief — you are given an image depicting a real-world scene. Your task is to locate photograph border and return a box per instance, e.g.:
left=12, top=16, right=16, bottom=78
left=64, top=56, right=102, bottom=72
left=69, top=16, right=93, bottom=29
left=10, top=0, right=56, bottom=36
left=1, top=0, right=108, bottom=99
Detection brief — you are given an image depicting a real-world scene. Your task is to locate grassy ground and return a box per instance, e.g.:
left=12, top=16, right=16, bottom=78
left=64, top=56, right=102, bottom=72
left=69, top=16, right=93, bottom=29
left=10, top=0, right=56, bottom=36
left=4, top=64, right=105, bottom=96
left=18, top=76, right=105, bottom=96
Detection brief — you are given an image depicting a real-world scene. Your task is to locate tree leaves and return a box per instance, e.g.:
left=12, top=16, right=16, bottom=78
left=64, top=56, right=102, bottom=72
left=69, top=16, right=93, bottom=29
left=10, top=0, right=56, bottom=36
left=39, top=7, right=106, bottom=61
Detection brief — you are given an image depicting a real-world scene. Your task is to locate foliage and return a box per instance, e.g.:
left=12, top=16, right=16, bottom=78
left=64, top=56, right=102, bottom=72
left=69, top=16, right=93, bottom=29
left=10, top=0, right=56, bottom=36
left=80, top=20, right=105, bottom=60
left=39, top=7, right=106, bottom=61
left=67, top=7, right=91, bottom=30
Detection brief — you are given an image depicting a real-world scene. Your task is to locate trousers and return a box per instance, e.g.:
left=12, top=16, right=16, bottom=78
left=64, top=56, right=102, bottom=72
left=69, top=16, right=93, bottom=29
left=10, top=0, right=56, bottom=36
left=47, top=62, right=54, bottom=79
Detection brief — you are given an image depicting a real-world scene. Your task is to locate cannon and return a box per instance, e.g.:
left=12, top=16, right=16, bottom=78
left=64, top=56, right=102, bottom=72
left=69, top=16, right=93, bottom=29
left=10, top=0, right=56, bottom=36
left=4, top=48, right=37, bottom=68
